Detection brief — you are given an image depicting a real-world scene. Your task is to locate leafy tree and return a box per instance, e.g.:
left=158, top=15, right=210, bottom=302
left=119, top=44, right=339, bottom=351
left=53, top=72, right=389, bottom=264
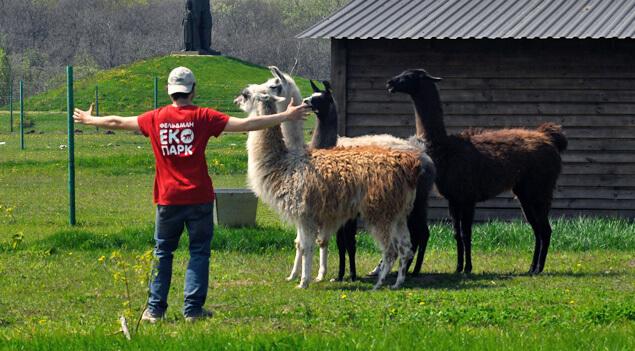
left=0, top=0, right=346, bottom=97
left=0, top=47, right=12, bottom=106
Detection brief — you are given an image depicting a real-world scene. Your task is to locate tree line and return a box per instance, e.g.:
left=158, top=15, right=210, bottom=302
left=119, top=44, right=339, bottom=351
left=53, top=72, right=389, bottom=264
left=0, top=0, right=348, bottom=104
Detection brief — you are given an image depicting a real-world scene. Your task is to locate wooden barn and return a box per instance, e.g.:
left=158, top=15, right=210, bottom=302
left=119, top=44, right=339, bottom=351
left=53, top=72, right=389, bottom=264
left=298, top=0, right=635, bottom=220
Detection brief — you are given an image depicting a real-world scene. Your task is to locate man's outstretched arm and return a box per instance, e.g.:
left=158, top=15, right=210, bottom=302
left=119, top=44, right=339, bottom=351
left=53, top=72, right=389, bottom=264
left=73, top=105, right=140, bottom=131
left=224, top=99, right=311, bottom=133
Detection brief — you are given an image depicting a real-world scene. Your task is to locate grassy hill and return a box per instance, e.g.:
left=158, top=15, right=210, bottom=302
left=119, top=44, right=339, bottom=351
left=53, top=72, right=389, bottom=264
left=25, top=55, right=313, bottom=115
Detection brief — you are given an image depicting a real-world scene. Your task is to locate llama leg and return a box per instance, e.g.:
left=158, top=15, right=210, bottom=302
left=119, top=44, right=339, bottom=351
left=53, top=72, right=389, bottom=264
left=461, top=204, right=475, bottom=274
left=392, top=224, right=414, bottom=289
left=374, top=246, right=396, bottom=290
left=521, top=202, right=542, bottom=274
left=298, top=227, right=315, bottom=289
left=368, top=225, right=387, bottom=279
left=346, top=219, right=358, bottom=281
left=405, top=214, right=418, bottom=274
left=316, top=237, right=328, bottom=282
left=536, top=220, right=552, bottom=274
left=333, top=225, right=347, bottom=282
left=448, top=202, right=464, bottom=273
left=413, top=222, right=430, bottom=275
left=392, top=249, right=413, bottom=289
left=286, top=233, right=302, bottom=281
left=533, top=202, right=553, bottom=274
left=516, top=194, right=541, bottom=273
left=368, top=260, right=383, bottom=277
left=409, top=197, right=430, bottom=275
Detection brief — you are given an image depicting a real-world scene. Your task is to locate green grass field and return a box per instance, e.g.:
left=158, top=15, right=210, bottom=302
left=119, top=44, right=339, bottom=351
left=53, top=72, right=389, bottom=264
left=0, top=57, right=634, bottom=350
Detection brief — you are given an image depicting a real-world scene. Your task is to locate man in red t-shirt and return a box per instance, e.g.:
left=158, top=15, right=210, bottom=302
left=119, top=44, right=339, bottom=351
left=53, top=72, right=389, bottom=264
left=73, top=66, right=310, bottom=322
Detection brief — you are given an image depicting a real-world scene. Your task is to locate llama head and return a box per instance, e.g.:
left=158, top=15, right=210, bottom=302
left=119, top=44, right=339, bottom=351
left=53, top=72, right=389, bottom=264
left=303, top=80, right=336, bottom=123
left=386, top=69, right=442, bottom=95
left=234, top=84, right=264, bottom=114
left=234, top=85, right=285, bottom=115
left=265, top=66, right=303, bottom=109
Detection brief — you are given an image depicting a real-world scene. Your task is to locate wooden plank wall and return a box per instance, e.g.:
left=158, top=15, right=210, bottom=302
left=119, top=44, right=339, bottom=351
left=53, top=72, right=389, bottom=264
left=333, top=38, right=635, bottom=220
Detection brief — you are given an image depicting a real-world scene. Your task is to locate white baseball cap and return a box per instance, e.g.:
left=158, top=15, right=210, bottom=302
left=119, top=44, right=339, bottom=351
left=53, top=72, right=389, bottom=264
left=167, top=67, right=196, bottom=95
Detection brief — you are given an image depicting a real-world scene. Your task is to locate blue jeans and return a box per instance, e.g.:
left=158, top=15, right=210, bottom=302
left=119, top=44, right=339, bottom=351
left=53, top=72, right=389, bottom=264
left=147, top=203, right=214, bottom=317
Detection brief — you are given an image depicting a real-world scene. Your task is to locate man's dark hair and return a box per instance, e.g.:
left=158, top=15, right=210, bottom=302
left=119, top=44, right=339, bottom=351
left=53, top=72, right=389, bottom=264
left=170, top=84, right=196, bottom=101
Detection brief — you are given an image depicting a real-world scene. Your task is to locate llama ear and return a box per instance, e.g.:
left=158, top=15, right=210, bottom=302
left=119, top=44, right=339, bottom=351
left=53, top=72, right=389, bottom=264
left=310, top=80, right=321, bottom=93
left=423, top=73, right=442, bottom=82
left=233, top=95, right=244, bottom=105
left=271, top=95, right=286, bottom=102
left=269, top=66, right=288, bottom=85
left=322, top=80, right=332, bottom=92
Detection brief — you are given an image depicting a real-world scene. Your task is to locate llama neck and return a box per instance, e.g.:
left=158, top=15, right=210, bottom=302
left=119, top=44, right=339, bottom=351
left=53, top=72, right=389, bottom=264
left=310, top=104, right=338, bottom=149
left=247, top=103, right=289, bottom=176
left=249, top=125, right=287, bottom=158
left=411, top=86, right=447, bottom=145
left=278, top=89, right=306, bottom=152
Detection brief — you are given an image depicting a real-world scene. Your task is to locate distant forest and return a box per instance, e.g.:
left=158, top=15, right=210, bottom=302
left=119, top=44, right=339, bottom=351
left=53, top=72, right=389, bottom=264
left=0, top=0, right=348, bottom=102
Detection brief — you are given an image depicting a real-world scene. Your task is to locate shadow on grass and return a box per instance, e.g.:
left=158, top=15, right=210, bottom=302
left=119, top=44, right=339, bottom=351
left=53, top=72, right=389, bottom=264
left=404, top=272, right=513, bottom=290
left=324, top=272, right=511, bottom=291
left=325, top=269, right=626, bottom=291
left=540, top=271, right=624, bottom=278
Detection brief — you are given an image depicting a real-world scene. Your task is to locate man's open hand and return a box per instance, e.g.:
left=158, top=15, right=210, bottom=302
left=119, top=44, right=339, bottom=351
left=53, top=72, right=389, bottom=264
left=284, top=98, right=312, bottom=122
left=73, top=104, right=94, bottom=125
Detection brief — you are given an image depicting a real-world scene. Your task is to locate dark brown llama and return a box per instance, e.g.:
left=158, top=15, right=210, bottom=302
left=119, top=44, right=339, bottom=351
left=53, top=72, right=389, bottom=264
left=305, top=80, right=435, bottom=281
left=387, top=69, right=567, bottom=274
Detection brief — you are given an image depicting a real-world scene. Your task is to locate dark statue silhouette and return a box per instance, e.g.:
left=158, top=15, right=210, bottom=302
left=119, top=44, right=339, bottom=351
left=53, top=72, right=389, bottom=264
left=183, top=0, right=218, bottom=54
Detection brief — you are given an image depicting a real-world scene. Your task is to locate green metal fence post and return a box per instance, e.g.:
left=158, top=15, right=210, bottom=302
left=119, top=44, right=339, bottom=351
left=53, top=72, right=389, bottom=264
left=95, top=85, right=99, bottom=132
left=19, top=80, right=24, bottom=150
left=67, top=66, right=76, bottom=226
left=9, top=83, right=13, bottom=133
left=153, top=76, right=158, bottom=110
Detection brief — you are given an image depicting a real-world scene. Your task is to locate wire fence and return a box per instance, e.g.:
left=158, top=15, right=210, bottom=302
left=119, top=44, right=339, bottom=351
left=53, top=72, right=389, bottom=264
left=0, top=78, right=252, bottom=136
left=0, top=69, right=319, bottom=142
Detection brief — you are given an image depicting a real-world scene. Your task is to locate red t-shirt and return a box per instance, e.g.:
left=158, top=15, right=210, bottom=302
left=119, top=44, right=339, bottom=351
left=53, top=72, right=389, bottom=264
left=137, top=105, right=229, bottom=205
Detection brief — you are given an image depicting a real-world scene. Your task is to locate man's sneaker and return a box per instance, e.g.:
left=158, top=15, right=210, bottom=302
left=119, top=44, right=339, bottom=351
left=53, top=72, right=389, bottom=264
left=141, top=308, right=164, bottom=324
left=184, top=308, right=214, bottom=323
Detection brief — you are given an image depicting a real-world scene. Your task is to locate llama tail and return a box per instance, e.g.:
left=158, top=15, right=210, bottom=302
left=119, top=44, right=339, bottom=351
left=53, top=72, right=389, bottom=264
left=538, top=122, right=567, bottom=152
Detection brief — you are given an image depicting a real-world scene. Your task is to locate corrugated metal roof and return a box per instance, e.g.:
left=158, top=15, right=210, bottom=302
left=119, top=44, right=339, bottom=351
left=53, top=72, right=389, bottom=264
left=297, top=0, right=635, bottom=39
